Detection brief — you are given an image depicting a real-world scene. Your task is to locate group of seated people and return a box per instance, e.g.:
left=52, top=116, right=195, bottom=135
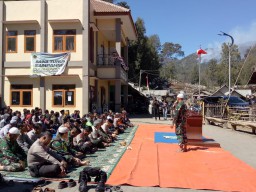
left=0, top=107, right=133, bottom=178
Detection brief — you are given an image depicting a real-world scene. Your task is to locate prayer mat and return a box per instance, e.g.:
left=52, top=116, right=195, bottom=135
left=107, top=124, right=256, bottom=192
left=154, top=132, right=213, bottom=143
left=0, top=126, right=138, bottom=181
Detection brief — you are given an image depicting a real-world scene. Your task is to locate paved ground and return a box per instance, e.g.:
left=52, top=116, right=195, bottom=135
left=2, top=114, right=256, bottom=192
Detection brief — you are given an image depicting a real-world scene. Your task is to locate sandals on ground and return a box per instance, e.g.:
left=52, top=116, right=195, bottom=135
left=31, top=187, right=43, bottom=192
left=111, top=185, right=123, bottom=192
left=44, top=188, right=55, bottom=192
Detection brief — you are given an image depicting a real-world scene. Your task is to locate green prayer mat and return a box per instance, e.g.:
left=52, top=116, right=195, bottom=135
left=0, top=126, right=138, bottom=180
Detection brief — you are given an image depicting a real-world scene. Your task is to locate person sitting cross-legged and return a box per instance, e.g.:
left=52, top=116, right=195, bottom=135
left=67, top=127, right=84, bottom=158
left=101, top=118, right=117, bottom=141
left=27, top=123, right=43, bottom=143
left=89, top=119, right=110, bottom=148
left=50, top=126, right=90, bottom=168
left=73, top=126, right=98, bottom=154
left=16, top=123, right=33, bottom=153
left=0, top=127, right=27, bottom=172
left=0, top=118, right=17, bottom=139
left=27, top=131, right=67, bottom=177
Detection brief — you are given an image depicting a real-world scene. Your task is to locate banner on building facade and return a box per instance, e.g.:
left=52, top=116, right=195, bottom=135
left=31, top=52, right=70, bottom=76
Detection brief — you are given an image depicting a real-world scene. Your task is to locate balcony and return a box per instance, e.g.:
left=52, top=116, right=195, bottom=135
left=96, top=54, right=128, bottom=81
left=97, top=54, right=128, bottom=70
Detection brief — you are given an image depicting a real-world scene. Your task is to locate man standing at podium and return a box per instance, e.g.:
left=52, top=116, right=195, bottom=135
left=172, top=93, right=188, bottom=152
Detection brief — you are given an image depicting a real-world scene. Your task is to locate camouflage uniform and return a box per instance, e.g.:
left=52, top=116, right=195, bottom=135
left=0, top=137, right=27, bottom=171
left=66, top=132, right=81, bottom=153
left=173, top=101, right=187, bottom=145
left=50, top=137, right=77, bottom=164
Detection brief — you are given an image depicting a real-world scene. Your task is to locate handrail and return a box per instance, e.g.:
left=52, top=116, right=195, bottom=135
left=96, top=54, right=129, bottom=71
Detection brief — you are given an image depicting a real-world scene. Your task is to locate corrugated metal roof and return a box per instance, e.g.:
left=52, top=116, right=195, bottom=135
left=234, top=89, right=251, bottom=97
left=91, top=0, right=130, bottom=13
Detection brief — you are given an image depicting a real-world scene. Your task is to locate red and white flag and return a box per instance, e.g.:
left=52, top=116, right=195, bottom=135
left=197, top=48, right=207, bottom=55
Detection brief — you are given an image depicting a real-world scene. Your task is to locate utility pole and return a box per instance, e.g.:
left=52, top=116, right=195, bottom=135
left=138, top=69, right=159, bottom=93
left=218, top=31, right=234, bottom=96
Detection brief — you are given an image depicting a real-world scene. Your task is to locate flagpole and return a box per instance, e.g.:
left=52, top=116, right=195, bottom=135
left=197, top=48, right=207, bottom=99
left=146, top=75, right=149, bottom=93
left=199, top=54, right=201, bottom=99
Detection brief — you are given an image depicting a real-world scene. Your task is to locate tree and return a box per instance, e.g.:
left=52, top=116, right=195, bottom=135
left=161, top=42, right=184, bottom=60
left=102, top=0, right=114, bottom=3
left=191, top=65, right=199, bottom=84
left=205, top=59, right=218, bottom=88
left=219, top=43, right=241, bottom=87
left=116, top=1, right=130, bottom=9
left=148, top=35, right=161, bottom=53
left=128, top=18, right=160, bottom=85
left=238, top=45, right=256, bottom=85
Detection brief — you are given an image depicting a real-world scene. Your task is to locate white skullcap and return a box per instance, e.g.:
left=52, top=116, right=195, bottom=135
left=58, top=126, right=69, bottom=134
left=107, top=116, right=113, bottom=120
left=8, top=127, right=20, bottom=135
left=177, top=93, right=184, bottom=99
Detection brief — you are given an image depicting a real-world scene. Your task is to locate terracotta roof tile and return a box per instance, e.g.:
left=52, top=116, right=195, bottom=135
left=91, top=0, right=130, bottom=13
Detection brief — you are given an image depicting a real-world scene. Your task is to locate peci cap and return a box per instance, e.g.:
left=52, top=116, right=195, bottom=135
left=107, top=115, right=113, bottom=120
left=177, top=93, right=184, bottom=99
left=58, top=126, right=69, bottom=134
left=8, top=127, right=20, bottom=135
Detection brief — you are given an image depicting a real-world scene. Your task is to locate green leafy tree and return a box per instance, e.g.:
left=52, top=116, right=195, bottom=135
left=148, top=34, right=161, bottom=53
left=116, top=1, right=130, bottom=9
left=238, top=45, right=256, bottom=85
left=191, top=65, right=199, bottom=84
left=161, top=42, right=184, bottom=60
left=219, top=43, right=241, bottom=87
left=205, top=59, right=218, bottom=88
left=128, top=18, right=160, bottom=85
left=102, top=0, right=114, bottom=3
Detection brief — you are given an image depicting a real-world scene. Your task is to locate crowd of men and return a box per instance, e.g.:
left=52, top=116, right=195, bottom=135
left=0, top=107, right=133, bottom=178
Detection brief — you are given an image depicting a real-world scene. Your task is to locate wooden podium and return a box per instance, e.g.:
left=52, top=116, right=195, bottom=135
left=186, top=111, right=220, bottom=147
left=186, top=111, right=203, bottom=140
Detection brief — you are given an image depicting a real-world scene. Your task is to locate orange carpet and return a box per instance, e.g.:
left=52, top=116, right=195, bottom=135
left=107, top=124, right=256, bottom=192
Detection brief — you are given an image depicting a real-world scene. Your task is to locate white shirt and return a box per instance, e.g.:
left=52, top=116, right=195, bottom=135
left=0, top=124, right=12, bottom=138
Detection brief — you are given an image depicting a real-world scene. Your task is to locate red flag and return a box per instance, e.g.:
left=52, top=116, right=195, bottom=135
left=197, top=48, right=207, bottom=55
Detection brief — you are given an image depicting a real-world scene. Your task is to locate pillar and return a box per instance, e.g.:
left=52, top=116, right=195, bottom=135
left=82, top=0, right=90, bottom=114
left=115, top=18, right=121, bottom=55
left=124, top=38, right=128, bottom=65
left=39, top=0, right=46, bottom=111
left=0, top=1, right=4, bottom=107
left=115, top=80, right=121, bottom=112
left=123, top=84, right=128, bottom=108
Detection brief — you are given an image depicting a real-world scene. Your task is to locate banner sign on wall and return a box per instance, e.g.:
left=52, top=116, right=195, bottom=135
left=31, top=52, right=70, bottom=76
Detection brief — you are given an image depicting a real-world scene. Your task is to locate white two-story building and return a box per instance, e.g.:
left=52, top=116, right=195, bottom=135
left=0, top=0, right=136, bottom=114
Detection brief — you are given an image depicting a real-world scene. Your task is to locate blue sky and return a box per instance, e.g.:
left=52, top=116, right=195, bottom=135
left=121, top=0, right=256, bottom=58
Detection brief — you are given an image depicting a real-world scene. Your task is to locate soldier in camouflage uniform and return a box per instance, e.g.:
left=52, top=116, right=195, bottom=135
left=0, top=127, right=27, bottom=171
left=50, top=126, right=89, bottom=168
left=173, top=93, right=188, bottom=152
